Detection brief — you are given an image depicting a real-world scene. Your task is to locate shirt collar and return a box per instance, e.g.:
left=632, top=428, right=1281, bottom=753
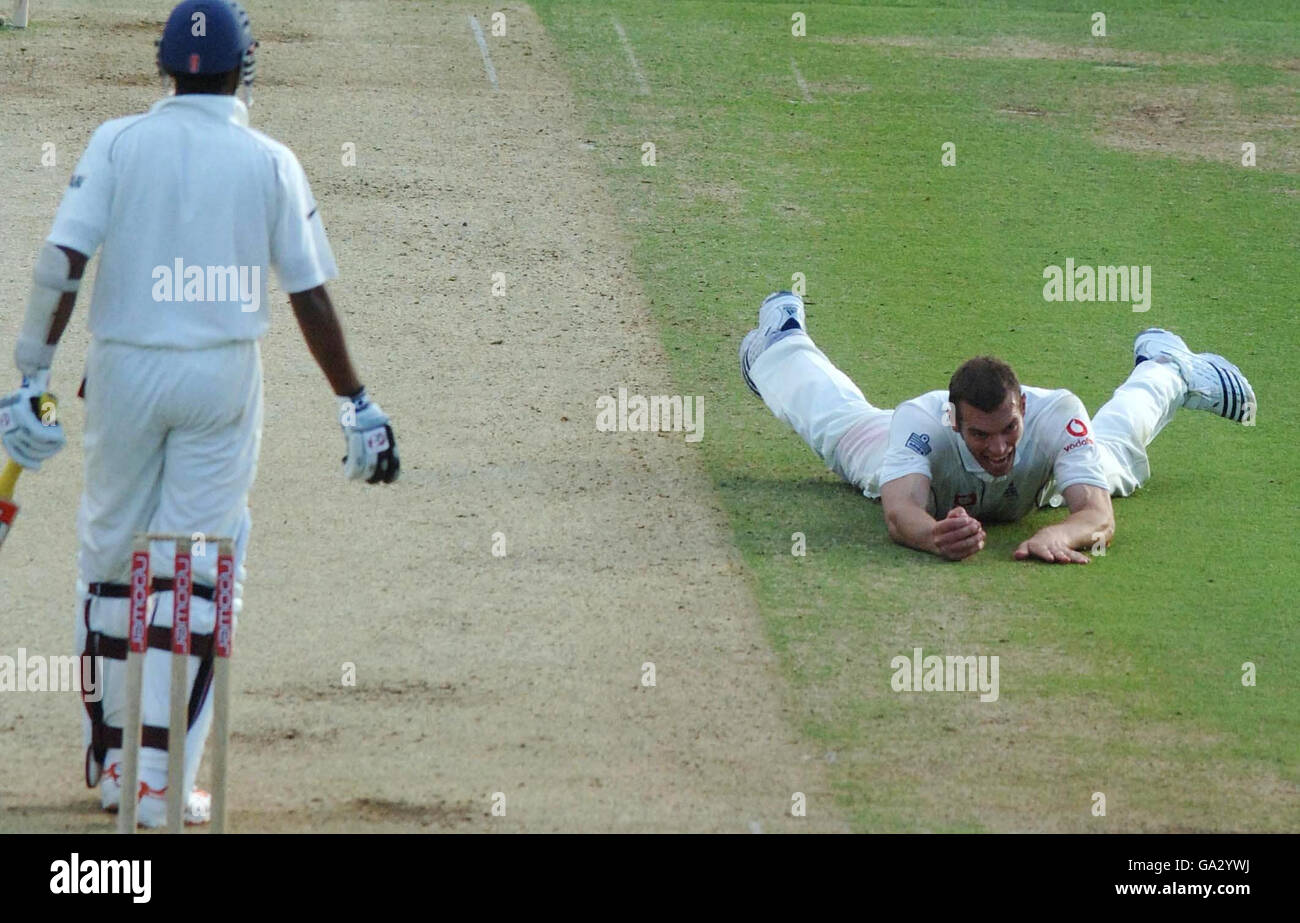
left=150, top=93, right=249, bottom=127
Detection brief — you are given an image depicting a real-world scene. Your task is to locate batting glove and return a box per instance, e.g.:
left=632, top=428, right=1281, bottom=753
left=339, top=386, right=400, bottom=484
left=0, top=370, right=65, bottom=471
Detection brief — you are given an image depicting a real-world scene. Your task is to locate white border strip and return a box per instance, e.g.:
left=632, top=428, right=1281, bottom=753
left=612, top=18, right=650, bottom=96
left=790, top=59, right=813, bottom=102
left=468, top=14, right=499, bottom=90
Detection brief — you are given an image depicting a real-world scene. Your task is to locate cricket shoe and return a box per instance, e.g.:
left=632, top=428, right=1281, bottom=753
left=101, top=762, right=212, bottom=827
left=740, top=291, right=807, bottom=397
left=1134, top=328, right=1256, bottom=424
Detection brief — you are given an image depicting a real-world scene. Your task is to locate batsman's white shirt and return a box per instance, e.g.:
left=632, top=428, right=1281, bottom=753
left=47, top=94, right=337, bottom=347
left=868, top=388, right=1110, bottom=520
left=49, top=92, right=338, bottom=587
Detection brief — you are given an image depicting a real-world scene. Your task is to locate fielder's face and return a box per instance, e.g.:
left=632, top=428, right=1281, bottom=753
left=954, top=392, right=1026, bottom=477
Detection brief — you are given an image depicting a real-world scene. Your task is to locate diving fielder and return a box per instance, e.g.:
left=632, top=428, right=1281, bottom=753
left=1, top=0, right=399, bottom=826
left=740, top=291, right=1255, bottom=563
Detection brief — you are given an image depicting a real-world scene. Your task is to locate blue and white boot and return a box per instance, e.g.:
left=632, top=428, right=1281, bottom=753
left=1134, top=327, right=1256, bottom=424
left=740, top=291, right=807, bottom=397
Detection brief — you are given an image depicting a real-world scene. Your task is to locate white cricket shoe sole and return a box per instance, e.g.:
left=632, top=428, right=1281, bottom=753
left=1134, top=327, right=1256, bottom=424
left=740, top=291, right=807, bottom=397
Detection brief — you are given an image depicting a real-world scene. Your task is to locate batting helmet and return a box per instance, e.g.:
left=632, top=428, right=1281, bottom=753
left=156, top=0, right=257, bottom=90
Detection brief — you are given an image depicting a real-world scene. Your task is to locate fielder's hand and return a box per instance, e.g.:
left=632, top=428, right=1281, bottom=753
left=1014, top=526, right=1090, bottom=565
left=338, top=386, right=400, bottom=484
left=932, top=506, right=984, bottom=561
left=0, top=371, right=65, bottom=471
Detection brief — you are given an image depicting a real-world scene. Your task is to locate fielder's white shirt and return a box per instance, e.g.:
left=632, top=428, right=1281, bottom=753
left=47, top=94, right=337, bottom=349
left=869, top=386, right=1110, bottom=520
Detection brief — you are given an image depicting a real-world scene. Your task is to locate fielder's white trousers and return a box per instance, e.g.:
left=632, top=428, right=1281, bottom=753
left=74, top=338, right=261, bottom=810
left=748, top=333, right=1185, bottom=499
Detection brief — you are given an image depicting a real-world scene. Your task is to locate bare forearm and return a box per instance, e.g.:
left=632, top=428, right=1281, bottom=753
left=1043, top=508, right=1114, bottom=551
left=47, top=247, right=86, bottom=346
left=45, top=292, right=77, bottom=348
left=288, top=285, right=362, bottom=397
left=887, top=506, right=941, bottom=556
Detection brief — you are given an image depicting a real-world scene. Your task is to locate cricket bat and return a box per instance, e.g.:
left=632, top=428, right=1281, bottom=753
left=0, top=459, right=23, bottom=550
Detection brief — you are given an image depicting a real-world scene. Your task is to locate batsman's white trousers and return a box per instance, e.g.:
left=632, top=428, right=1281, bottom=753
left=748, top=333, right=1185, bottom=499
left=74, top=337, right=261, bottom=809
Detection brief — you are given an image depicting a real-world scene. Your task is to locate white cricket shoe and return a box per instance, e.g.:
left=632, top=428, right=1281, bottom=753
left=135, top=785, right=211, bottom=828
left=1134, top=327, right=1256, bottom=424
left=740, top=291, right=807, bottom=397
left=101, top=761, right=212, bottom=827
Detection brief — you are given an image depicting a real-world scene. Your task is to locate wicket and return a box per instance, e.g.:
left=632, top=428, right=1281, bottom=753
left=118, top=532, right=236, bottom=834
left=5, top=1, right=29, bottom=29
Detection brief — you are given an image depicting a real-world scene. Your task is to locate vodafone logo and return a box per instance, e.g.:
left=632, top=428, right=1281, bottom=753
left=1066, top=418, right=1089, bottom=437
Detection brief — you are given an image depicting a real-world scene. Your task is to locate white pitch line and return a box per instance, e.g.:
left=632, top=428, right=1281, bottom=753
left=790, top=59, right=813, bottom=102
left=612, top=18, right=650, bottom=96
left=468, top=14, right=499, bottom=91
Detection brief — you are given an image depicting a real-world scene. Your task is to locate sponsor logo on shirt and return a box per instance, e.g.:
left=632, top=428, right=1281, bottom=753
left=1062, top=436, right=1094, bottom=454
left=905, top=432, right=932, bottom=456
left=1066, top=418, right=1089, bottom=437
left=68, top=174, right=85, bottom=188
left=954, top=492, right=977, bottom=509
left=1002, top=482, right=1018, bottom=499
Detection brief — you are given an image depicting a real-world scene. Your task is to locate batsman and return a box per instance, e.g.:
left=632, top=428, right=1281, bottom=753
left=1, top=0, right=400, bottom=826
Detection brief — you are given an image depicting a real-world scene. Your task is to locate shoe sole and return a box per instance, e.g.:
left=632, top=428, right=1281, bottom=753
left=740, top=329, right=762, bottom=396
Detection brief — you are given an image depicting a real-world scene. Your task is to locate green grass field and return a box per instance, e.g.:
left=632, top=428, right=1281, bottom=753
left=532, top=0, right=1299, bottom=831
